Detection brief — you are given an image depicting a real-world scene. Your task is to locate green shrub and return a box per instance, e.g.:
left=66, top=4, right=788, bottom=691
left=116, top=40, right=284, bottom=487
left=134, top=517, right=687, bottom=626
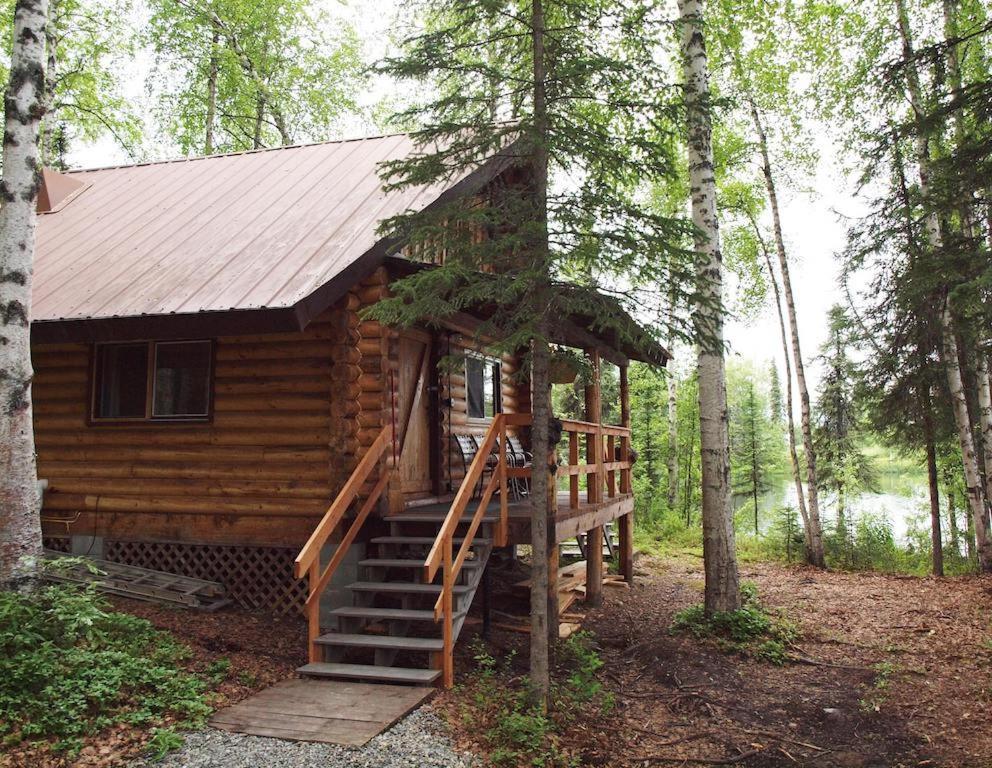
left=461, top=633, right=612, bottom=767
left=670, top=584, right=798, bottom=663
left=146, top=727, right=185, bottom=760
left=0, top=579, right=210, bottom=751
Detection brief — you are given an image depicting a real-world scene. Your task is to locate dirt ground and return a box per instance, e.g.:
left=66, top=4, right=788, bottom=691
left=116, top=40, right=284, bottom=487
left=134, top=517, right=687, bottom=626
left=440, top=554, right=992, bottom=767
left=7, top=556, right=991, bottom=767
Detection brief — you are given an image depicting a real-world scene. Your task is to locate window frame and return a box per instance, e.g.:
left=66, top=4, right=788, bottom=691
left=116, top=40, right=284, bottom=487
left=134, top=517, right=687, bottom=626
left=464, top=352, right=502, bottom=423
left=89, top=339, right=215, bottom=425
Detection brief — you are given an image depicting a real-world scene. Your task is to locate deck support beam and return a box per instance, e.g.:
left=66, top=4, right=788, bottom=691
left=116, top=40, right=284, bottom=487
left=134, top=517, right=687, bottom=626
left=619, top=363, right=634, bottom=583
left=585, top=349, right=604, bottom=607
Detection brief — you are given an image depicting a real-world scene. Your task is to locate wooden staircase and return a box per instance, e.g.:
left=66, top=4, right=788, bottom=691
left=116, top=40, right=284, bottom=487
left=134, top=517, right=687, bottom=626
left=294, top=415, right=514, bottom=688
left=298, top=511, right=496, bottom=685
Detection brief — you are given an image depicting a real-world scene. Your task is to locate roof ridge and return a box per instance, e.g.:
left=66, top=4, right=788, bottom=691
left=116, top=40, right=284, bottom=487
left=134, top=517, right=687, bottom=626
left=64, top=130, right=413, bottom=174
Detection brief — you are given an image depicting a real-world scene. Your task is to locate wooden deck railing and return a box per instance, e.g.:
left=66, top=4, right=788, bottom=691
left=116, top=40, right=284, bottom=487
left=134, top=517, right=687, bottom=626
left=424, top=412, right=632, bottom=687
left=424, top=414, right=509, bottom=687
left=294, top=425, right=392, bottom=663
left=502, top=417, right=633, bottom=510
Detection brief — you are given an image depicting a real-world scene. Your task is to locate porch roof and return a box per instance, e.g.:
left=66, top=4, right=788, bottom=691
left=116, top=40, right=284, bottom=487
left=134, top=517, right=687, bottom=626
left=385, top=257, right=669, bottom=367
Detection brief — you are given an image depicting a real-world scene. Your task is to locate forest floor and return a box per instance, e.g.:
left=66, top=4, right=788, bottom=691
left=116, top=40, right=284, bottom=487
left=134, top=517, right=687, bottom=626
left=7, top=555, right=990, bottom=767
left=438, top=554, right=992, bottom=767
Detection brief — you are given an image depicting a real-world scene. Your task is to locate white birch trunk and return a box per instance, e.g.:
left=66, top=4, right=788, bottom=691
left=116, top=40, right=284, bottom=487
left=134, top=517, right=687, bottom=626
left=678, top=0, right=740, bottom=613
left=895, top=0, right=992, bottom=572
left=667, top=370, right=679, bottom=509
left=974, top=353, right=992, bottom=553
left=0, top=0, right=49, bottom=587
left=747, top=99, right=825, bottom=568
left=759, top=246, right=813, bottom=560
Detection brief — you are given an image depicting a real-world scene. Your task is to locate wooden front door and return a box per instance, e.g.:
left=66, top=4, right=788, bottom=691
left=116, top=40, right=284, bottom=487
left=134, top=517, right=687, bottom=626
left=396, top=331, right=434, bottom=498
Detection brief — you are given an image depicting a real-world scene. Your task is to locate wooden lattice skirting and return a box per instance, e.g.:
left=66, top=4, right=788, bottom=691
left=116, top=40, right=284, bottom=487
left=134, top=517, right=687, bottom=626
left=103, top=541, right=307, bottom=616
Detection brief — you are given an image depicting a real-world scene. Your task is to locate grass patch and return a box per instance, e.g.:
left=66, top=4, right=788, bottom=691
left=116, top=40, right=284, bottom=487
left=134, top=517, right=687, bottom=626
left=0, top=563, right=214, bottom=758
left=670, top=582, right=799, bottom=663
left=454, top=632, right=614, bottom=767
left=859, top=661, right=897, bottom=713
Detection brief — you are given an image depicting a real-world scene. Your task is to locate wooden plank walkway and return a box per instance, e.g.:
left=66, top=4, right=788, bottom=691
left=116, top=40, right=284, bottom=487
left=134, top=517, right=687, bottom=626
left=209, top=679, right=434, bottom=746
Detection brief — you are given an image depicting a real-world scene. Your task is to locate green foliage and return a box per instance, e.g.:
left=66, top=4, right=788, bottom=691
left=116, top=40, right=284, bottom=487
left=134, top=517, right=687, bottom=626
left=728, top=359, right=787, bottom=535
left=813, top=305, right=877, bottom=527
left=0, top=580, right=210, bottom=751
left=146, top=727, right=185, bottom=760
left=146, top=0, right=364, bottom=154
left=859, top=661, right=897, bottom=713
left=671, top=583, right=799, bottom=664
left=0, top=0, right=142, bottom=164
left=368, top=0, right=698, bottom=367
left=459, top=634, right=612, bottom=767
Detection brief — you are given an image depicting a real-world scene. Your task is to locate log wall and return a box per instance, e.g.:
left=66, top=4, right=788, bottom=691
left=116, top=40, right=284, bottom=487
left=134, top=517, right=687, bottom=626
left=33, top=265, right=530, bottom=547
left=35, top=272, right=390, bottom=549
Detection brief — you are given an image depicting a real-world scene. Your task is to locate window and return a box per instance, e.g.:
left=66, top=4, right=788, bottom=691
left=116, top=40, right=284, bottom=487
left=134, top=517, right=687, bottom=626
left=466, top=355, right=501, bottom=420
left=92, top=340, right=212, bottom=422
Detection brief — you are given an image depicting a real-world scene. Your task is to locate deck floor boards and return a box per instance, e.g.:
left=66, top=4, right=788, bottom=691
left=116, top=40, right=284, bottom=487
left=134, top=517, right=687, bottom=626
left=208, top=679, right=434, bottom=746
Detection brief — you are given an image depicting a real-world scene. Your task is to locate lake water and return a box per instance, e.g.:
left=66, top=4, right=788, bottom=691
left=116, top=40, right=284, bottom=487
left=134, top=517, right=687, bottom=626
left=733, top=468, right=929, bottom=545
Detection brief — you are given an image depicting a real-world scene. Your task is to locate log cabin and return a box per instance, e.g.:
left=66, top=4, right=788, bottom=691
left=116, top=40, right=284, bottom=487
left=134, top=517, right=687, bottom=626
left=30, top=133, right=668, bottom=687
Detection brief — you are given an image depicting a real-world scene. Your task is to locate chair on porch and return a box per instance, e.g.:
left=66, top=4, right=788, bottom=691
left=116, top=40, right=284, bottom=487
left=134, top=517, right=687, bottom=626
left=505, top=435, right=531, bottom=499
left=453, top=434, right=495, bottom=499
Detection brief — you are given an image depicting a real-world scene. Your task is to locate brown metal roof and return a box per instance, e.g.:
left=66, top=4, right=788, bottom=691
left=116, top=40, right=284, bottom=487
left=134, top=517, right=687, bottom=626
left=32, top=133, right=513, bottom=342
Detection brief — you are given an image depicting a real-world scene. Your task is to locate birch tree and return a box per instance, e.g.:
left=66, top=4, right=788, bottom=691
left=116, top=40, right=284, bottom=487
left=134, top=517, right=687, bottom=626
left=147, top=0, right=363, bottom=154
left=705, top=0, right=829, bottom=566
left=0, top=0, right=139, bottom=166
left=0, top=0, right=49, bottom=587
left=893, top=0, right=991, bottom=571
left=678, top=0, right=740, bottom=613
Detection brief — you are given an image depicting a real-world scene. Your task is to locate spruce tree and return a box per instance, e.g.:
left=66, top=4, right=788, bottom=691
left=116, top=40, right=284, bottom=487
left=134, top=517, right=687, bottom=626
left=370, top=0, right=693, bottom=706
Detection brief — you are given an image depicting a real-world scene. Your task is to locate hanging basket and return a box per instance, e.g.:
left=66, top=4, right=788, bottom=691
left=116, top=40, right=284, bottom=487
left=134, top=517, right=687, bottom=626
left=549, top=357, right=579, bottom=384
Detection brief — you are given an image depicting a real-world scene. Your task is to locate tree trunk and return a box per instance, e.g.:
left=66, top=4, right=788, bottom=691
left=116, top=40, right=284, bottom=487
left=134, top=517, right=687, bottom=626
left=758, top=235, right=814, bottom=561
left=750, top=384, right=759, bottom=535
left=747, top=98, right=825, bottom=568
left=0, top=0, right=49, bottom=589
left=947, top=483, right=959, bottom=556
left=527, top=0, right=552, bottom=711
left=975, top=354, right=992, bottom=527
left=923, top=395, right=944, bottom=576
left=205, top=26, right=220, bottom=155
left=667, top=371, right=679, bottom=510
left=253, top=96, right=264, bottom=149
left=667, top=296, right=679, bottom=510
left=41, top=0, right=58, bottom=168
left=941, top=317, right=992, bottom=570
left=679, top=0, right=740, bottom=614
left=894, top=0, right=992, bottom=572
left=683, top=410, right=695, bottom=526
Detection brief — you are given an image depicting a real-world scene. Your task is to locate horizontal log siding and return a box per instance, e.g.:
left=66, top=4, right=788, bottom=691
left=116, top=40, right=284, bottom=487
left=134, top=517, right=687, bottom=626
left=34, top=306, right=354, bottom=548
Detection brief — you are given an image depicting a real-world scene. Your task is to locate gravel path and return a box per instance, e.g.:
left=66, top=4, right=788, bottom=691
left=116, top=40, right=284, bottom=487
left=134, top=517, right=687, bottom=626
left=133, top=708, right=477, bottom=768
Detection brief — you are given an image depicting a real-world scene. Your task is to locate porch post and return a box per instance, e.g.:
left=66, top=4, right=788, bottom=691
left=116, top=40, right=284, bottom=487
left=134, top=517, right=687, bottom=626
left=619, top=362, right=634, bottom=583
left=585, top=349, right=603, bottom=607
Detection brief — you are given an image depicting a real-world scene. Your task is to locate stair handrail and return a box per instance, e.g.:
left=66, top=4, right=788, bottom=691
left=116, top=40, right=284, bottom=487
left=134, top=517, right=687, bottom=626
left=423, top=413, right=508, bottom=687
left=294, top=424, right=393, bottom=662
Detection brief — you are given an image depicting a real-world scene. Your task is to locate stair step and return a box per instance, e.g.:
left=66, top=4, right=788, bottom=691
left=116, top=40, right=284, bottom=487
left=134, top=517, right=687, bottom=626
left=348, top=581, right=471, bottom=595
left=370, top=536, right=492, bottom=546
left=359, top=558, right=483, bottom=570
left=314, top=633, right=444, bottom=652
left=330, top=606, right=465, bottom=622
left=385, top=512, right=498, bottom=523
left=298, top=662, right=441, bottom=685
